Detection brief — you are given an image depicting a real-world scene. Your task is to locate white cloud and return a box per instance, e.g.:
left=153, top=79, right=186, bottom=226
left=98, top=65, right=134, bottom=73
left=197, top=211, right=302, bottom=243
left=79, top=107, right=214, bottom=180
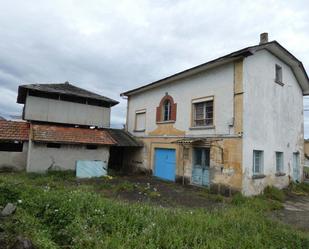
left=0, top=0, right=308, bottom=134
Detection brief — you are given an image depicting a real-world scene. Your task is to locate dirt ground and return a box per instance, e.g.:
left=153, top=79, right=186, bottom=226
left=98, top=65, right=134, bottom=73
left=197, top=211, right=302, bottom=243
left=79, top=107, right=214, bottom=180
left=79, top=175, right=225, bottom=209
left=271, top=194, right=309, bottom=231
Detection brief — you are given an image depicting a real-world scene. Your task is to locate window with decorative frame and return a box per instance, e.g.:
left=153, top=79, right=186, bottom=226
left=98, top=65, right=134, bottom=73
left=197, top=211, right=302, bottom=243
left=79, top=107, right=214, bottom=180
left=156, top=95, right=177, bottom=123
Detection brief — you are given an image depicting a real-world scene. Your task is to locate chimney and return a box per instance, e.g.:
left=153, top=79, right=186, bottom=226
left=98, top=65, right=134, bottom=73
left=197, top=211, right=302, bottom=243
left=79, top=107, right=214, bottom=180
left=259, top=32, right=269, bottom=44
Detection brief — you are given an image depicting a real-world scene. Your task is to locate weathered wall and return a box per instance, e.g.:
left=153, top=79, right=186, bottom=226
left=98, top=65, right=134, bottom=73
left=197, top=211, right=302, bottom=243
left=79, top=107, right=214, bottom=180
left=125, top=60, right=244, bottom=192
left=24, top=95, right=111, bottom=127
left=27, top=142, right=110, bottom=172
left=0, top=142, right=28, bottom=171
left=126, top=63, right=235, bottom=137
left=210, top=138, right=243, bottom=192
left=304, top=140, right=309, bottom=156
left=122, top=137, right=186, bottom=178
left=124, top=136, right=243, bottom=192
left=242, top=50, right=304, bottom=196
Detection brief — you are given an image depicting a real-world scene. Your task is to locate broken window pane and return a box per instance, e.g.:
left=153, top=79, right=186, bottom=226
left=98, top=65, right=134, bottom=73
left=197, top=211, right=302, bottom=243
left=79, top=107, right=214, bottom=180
left=194, top=100, right=213, bottom=126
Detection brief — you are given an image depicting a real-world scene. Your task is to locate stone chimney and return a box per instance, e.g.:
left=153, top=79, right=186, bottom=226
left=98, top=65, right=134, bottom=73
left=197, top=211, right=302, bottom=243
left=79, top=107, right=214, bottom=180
left=259, top=32, right=269, bottom=44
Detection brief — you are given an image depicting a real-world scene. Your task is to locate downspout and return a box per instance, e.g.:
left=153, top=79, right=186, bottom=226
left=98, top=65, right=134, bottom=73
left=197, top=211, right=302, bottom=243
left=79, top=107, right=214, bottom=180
left=26, top=123, right=32, bottom=172
left=182, top=144, right=185, bottom=185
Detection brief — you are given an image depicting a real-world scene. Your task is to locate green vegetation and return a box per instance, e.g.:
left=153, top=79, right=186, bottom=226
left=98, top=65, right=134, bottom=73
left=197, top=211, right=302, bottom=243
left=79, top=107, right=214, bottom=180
left=263, top=185, right=286, bottom=202
left=1, top=172, right=309, bottom=249
left=287, top=181, right=309, bottom=195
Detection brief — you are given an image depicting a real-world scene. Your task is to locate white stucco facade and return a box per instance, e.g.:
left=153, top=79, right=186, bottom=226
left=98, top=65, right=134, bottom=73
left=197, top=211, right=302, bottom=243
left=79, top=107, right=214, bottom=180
left=124, top=45, right=306, bottom=196
left=26, top=142, right=110, bottom=172
left=242, top=50, right=304, bottom=195
left=127, top=63, right=236, bottom=137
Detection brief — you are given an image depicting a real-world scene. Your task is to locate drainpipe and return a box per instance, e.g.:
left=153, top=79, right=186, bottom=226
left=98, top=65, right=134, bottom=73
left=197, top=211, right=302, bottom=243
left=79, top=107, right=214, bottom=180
left=182, top=144, right=185, bottom=185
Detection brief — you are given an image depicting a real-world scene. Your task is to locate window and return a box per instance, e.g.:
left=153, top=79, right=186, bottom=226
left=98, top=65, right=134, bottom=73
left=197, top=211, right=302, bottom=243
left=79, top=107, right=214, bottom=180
left=86, top=144, right=98, bottom=150
left=0, top=142, right=23, bottom=152
left=276, top=152, right=284, bottom=173
left=193, top=148, right=210, bottom=167
left=253, top=150, right=263, bottom=175
left=156, top=95, right=177, bottom=123
left=135, top=110, right=146, bottom=131
left=46, top=143, right=61, bottom=148
left=163, top=100, right=171, bottom=121
left=193, top=100, right=213, bottom=127
left=275, top=64, right=282, bottom=83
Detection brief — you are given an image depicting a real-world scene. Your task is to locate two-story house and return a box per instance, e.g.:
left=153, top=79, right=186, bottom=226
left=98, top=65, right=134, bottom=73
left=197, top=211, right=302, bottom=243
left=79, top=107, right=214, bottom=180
left=121, top=33, right=309, bottom=196
left=0, top=82, right=141, bottom=173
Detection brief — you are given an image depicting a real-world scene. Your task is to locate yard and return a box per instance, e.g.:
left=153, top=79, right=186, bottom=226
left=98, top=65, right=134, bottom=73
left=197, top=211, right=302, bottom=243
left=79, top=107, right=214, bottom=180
left=1, top=171, right=309, bottom=249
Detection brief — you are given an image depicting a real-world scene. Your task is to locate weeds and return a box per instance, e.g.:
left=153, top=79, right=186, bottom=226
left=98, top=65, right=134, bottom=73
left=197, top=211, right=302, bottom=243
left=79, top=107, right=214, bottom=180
left=1, top=173, right=309, bottom=249
left=288, top=182, right=309, bottom=195
left=263, top=186, right=285, bottom=202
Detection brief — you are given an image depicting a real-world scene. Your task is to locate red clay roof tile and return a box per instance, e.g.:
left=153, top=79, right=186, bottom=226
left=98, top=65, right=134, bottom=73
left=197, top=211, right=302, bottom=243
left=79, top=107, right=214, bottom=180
left=32, top=124, right=116, bottom=145
left=0, top=120, right=30, bottom=141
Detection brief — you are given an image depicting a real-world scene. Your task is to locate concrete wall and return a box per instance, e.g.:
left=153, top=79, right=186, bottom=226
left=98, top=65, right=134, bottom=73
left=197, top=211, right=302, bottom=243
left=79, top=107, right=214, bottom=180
left=127, top=63, right=235, bottom=137
left=27, top=142, right=110, bottom=172
left=242, top=50, right=304, bottom=195
left=0, top=142, right=28, bottom=171
left=24, top=95, right=111, bottom=127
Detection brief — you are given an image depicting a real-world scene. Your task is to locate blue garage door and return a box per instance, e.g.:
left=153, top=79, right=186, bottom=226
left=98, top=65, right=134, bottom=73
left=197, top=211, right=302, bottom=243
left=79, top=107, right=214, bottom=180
left=154, top=148, right=176, bottom=181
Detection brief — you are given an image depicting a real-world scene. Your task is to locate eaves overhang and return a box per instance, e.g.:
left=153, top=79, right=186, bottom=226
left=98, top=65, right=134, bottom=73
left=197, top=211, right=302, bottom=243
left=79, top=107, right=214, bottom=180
left=254, top=41, right=309, bottom=96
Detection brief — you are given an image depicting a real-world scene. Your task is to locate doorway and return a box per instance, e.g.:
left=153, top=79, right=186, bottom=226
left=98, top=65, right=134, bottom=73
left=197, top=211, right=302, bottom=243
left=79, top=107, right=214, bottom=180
left=192, top=147, right=210, bottom=186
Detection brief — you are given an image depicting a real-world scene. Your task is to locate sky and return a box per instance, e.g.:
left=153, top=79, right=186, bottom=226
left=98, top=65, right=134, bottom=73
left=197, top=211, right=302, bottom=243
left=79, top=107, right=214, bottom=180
left=0, top=0, right=308, bottom=134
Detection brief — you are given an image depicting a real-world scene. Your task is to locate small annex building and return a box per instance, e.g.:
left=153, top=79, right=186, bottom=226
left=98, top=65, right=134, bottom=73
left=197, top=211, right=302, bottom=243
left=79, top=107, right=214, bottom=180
left=0, top=82, right=141, bottom=173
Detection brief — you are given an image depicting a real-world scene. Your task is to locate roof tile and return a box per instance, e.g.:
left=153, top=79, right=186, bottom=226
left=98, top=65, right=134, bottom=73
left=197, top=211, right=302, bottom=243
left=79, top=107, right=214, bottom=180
left=32, top=124, right=116, bottom=145
left=0, top=121, right=29, bottom=141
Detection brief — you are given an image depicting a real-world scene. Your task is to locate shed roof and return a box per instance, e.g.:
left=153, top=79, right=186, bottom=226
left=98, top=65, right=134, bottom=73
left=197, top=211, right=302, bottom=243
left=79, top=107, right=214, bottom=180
left=17, top=82, right=119, bottom=106
left=121, top=41, right=309, bottom=96
left=32, top=124, right=116, bottom=145
left=106, top=128, right=143, bottom=147
left=0, top=120, right=29, bottom=141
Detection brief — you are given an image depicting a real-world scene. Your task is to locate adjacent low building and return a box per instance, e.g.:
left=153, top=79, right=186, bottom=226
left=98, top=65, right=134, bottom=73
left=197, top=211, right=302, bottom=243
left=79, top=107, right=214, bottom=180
left=0, top=120, right=29, bottom=171
left=0, top=82, right=141, bottom=173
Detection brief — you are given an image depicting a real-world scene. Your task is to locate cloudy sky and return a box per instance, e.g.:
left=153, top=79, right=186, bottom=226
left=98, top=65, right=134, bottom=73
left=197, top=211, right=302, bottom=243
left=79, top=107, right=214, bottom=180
left=0, top=0, right=308, bottom=134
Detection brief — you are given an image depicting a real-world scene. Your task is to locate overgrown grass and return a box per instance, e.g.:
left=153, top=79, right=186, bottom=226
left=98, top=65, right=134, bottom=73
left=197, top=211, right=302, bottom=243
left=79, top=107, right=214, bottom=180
left=1, top=173, right=309, bottom=249
left=287, top=182, right=309, bottom=195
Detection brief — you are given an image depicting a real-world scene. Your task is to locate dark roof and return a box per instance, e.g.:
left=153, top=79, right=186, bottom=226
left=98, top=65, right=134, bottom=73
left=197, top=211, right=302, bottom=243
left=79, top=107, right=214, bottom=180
left=0, top=120, right=29, bottom=141
left=121, top=41, right=309, bottom=96
left=106, top=129, right=143, bottom=147
left=17, top=82, right=119, bottom=106
left=32, top=124, right=116, bottom=145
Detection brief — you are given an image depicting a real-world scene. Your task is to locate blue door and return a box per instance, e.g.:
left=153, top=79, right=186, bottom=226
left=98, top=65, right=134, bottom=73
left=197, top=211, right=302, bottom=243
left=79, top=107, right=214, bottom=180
left=154, top=148, right=176, bottom=181
left=192, top=148, right=210, bottom=186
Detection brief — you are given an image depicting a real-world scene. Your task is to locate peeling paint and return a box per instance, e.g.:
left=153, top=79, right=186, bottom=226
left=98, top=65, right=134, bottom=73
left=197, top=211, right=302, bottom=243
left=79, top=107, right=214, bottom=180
left=148, top=123, right=185, bottom=136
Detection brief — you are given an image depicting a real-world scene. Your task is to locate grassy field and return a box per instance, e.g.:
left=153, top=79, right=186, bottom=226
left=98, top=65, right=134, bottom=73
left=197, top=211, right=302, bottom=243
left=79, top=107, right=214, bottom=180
left=1, top=172, right=309, bottom=249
